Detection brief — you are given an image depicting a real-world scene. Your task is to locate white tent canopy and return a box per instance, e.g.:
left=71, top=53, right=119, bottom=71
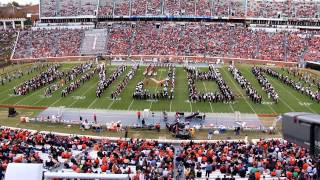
left=5, top=163, right=43, bottom=180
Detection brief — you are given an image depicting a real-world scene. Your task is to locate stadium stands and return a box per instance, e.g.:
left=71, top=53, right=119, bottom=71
left=177, top=139, right=319, bottom=179
left=40, top=0, right=98, bottom=17
left=11, top=22, right=320, bottom=61
left=39, top=0, right=320, bottom=19
left=0, top=127, right=319, bottom=179
left=14, top=29, right=84, bottom=59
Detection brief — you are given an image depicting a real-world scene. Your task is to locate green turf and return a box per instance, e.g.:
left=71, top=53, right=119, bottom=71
left=1, top=62, right=319, bottom=114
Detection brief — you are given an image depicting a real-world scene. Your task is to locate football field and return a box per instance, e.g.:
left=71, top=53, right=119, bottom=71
left=0, top=62, right=319, bottom=114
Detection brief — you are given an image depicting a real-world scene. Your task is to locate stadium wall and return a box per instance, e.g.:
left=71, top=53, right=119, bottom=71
left=11, top=55, right=298, bottom=67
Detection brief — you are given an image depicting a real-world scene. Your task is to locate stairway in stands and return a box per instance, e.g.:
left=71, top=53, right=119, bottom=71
left=80, top=29, right=108, bottom=55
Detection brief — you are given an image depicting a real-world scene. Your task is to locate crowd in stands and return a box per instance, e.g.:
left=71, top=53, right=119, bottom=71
left=133, top=64, right=175, bottom=100
left=11, top=22, right=320, bottom=62
left=261, top=67, right=320, bottom=102
left=228, top=65, right=262, bottom=103
left=14, top=29, right=84, bottom=59
left=252, top=67, right=279, bottom=103
left=177, top=139, right=320, bottom=179
left=40, top=0, right=320, bottom=19
left=0, top=30, right=17, bottom=61
left=41, top=0, right=98, bottom=17
left=0, top=128, right=175, bottom=179
left=0, top=127, right=319, bottom=179
left=96, top=64, right=127, bottom=98
left=13, top=64, right=63, bottom=96
left=111, top=64, right=139, bottom=99
left=186, top=65, right=234, bottom=103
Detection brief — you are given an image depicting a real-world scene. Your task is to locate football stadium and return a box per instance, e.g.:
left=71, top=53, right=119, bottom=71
left=0, top=0, right=320, bottom=179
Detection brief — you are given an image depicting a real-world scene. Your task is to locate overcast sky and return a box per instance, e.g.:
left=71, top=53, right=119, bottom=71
left=1, top=0, right=39, bottom=5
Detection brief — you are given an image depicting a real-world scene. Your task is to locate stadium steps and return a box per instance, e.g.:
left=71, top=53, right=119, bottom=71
left=80, top=29, right=108, bottom=55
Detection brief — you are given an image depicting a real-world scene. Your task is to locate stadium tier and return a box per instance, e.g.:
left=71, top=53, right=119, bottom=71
left=10, top=22, right=320, bottom=62
left=39, top=0, right=320, bottom=19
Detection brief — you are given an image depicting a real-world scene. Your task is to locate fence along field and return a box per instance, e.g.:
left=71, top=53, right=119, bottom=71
left=0, top=62, right=319, bottom=114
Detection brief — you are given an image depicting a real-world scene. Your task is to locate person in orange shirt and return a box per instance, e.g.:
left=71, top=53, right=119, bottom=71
left=255, top=171, right=261, bottom=180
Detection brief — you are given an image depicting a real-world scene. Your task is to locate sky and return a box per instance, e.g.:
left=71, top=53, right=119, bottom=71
left=1, top=0, right=39, bottom=5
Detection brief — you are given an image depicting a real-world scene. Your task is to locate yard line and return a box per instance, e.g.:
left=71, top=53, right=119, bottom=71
left=202, top=81, right=214, bottom=113
left=221, top=67, right=257, bottom=114
left=107, top=100, right=115, bottom=110
left=189, top=101, right=193, bottom=112
left=34, top=97, right=45, bottom=106
left=127, top=99, right=134, bottom=110
left=87, top=98, right=98, bottom=109
left=228, top=102, right=235, bottom=112
left=50, top=97, right=62, bottom=107
left=279, top=98, right=295, bottom=111
left=268, top=76, right=316, bottom=113
left=68, top=81, right=97, bottom=107
left=14, top=88, right=44, bottom=105
left=149, top=68, right=164, bottom=110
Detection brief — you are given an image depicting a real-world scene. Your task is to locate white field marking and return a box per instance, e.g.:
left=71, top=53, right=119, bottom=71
left=298, top=102, right=312, bottom=106
left=127, top=75, right=147, bottom=110
left=202, top=81, right=214, bottom=113
left=50, top=97, right=62, bottom=107
left=87, top=98, right=98, bottom=109
left=127, top=99, right=134, bottom=110
left=68, top=82, right=96, bottom=107
left=279, top=97, right=295, bottom=111
left=222, top=67, right=257, bottom=114
left=268, top=76, right=316, bottom=113
left=33, top=98, right=45, bottom=106
left=228, top=102, right=235, bottom=112
left=149, top=69, right=164, bottom=109
left=107, top=100, right=115, bottom=110
left=189, top=101, right=193, bottom=112
left=14, top=88, right=44, bottom=105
